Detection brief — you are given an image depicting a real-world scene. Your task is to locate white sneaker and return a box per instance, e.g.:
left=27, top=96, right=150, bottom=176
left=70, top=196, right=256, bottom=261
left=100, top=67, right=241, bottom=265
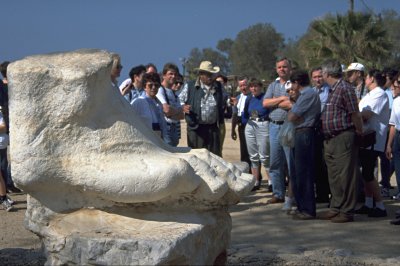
left=1, top=199, right=13, bottom=212
left=282, top=196, right=294, bottom=211
left=392, top=192, right=400, bottom=200
left=6, top=196, right=14, bottom=205
left=288, top=207, right=298, bottom=215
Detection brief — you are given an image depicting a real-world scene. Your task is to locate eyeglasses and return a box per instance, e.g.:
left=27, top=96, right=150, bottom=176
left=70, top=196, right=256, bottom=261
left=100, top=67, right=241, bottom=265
left=146, top=82, right=160, bottom=88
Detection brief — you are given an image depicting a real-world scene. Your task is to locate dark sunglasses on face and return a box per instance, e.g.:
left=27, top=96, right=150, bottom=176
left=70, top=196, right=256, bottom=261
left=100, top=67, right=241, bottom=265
left=146, top=82, right=160, bottom=88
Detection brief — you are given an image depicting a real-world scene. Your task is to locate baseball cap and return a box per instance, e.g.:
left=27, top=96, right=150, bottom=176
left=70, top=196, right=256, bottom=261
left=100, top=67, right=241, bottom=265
left=344, top=63, right=365, bottom=72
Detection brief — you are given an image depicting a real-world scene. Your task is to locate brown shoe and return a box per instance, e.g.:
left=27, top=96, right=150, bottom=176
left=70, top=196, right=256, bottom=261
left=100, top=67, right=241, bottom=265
left=267, top=196, right=284, bottom=204
left=331, top=213, right=354, bottom=223
left=317, top=210, right=339, bottom=220
left=292, top=212, right=315, bottom=220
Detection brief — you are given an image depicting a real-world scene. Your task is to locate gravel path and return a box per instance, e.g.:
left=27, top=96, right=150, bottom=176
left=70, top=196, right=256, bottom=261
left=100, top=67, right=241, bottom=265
left=228, top=185, right=400, bottom=265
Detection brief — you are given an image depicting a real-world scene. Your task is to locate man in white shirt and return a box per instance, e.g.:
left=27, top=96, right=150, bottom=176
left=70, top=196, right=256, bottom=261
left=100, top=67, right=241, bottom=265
left=231, top=77, right=251, bottom=168
left=156, top=63, right=189, bottom=147
left=356, top=69, right=390, bottom=218
left=344, top=62, right=366, bottom=101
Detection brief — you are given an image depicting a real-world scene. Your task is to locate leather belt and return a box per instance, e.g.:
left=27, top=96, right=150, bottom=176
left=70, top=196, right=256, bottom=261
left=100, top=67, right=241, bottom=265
left=269, top=119, right=284, bottom=125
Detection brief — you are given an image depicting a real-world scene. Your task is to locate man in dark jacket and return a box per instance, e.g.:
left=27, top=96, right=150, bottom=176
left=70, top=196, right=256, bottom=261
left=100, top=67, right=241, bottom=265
left=180, top=61, right=224, bottom=156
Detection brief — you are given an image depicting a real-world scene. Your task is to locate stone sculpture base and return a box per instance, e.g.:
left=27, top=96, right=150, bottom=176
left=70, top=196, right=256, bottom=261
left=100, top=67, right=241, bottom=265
left=25, top=197, right=230, bottom=265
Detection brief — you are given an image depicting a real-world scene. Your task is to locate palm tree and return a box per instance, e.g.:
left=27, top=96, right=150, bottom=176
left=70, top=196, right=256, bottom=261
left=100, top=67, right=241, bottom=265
left=299, top=12, right=391, bottom=69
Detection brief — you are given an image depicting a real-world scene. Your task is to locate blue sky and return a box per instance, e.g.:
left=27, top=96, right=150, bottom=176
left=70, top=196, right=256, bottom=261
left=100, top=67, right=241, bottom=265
left=1, top=0, right=399, bottom=81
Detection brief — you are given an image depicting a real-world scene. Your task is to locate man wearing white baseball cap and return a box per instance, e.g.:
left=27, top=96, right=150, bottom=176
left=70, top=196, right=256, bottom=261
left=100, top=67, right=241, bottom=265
left=344, top=62, right=367, bottom=100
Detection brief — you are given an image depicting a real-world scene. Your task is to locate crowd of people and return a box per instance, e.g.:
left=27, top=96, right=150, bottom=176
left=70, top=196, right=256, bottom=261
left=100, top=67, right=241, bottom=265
left=260, top=58, right=400, bottom=225
left=1, top=54, right=400, bottom=226
left=264, top=58, right=400, bottom=224
left=108, top=55, right=400, bottom=225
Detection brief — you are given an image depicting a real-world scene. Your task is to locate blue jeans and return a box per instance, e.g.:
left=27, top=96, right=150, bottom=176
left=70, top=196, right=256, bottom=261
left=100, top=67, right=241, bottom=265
left=269, top=123, right=292, bottom=199
left=392, top=130, right=400, bottom=194
left=164, top=122, right=180, bottom=147
left=292, top=128, right=316, bottom=216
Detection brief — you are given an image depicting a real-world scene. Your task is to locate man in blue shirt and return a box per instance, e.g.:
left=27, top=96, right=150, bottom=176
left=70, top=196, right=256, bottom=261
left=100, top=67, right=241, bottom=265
left=263, top=57, right=293, bottom=203
left=311, top=67, right=330, bottom=203
left=288, top=70, right=321, bottom=219
left=311, top=67, right=330, bottom=112
left=120, top=65, right=146, bottom=104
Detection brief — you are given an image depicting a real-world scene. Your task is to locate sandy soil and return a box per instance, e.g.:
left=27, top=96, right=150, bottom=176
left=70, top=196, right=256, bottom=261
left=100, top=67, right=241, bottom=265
left=1, top=121, right=400, bottom=265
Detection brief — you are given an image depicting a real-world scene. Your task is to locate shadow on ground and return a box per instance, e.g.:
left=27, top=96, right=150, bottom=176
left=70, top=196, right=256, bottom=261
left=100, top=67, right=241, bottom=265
left=0, top=248, right=45, bottom=266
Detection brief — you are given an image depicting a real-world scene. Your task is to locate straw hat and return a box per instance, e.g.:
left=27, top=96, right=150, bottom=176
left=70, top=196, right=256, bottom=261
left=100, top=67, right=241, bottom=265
left=196, top=61, right=220, bottom=74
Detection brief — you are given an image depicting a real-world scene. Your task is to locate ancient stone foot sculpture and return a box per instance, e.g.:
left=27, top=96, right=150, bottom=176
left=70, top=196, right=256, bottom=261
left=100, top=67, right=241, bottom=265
left=8, top=49, right=254, bottom=212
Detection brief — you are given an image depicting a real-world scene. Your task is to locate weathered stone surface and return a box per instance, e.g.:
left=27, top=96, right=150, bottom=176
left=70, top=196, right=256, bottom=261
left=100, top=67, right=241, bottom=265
left=8, top=49, right=254, bottom=212
left=26, top=197, right=231, bottom=265
left=8, top=49, right=254, bottom=265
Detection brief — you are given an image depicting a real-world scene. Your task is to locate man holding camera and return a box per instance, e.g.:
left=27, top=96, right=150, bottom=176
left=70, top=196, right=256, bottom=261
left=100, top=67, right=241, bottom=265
left=180, top=61, right=224, bottom=156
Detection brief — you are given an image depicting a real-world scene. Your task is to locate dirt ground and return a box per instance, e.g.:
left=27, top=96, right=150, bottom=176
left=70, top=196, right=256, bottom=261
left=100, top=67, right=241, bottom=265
left=1, top=121, right=400, bottom=265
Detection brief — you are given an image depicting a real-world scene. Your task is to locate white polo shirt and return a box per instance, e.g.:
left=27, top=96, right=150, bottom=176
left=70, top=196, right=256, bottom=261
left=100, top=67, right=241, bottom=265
left=389, top=96, right=400, bottom=130
left=359, top=87, right=390, bottom=152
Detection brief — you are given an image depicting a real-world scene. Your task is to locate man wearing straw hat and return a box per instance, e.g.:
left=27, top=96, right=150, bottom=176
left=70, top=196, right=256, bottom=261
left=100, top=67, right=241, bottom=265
left=179, top=61, right=225, bottom=156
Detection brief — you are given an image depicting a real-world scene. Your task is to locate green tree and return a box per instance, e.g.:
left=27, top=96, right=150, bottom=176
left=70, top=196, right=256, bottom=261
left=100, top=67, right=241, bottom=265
left=217, top=38, right=234, bottom=55
left=299, top=12, right=391, bottom=69
left=280, top=38, right=303, bottom=70
left=229, top=23, right=284, bottom=79
left=381, top=10, right=400, bottom=67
